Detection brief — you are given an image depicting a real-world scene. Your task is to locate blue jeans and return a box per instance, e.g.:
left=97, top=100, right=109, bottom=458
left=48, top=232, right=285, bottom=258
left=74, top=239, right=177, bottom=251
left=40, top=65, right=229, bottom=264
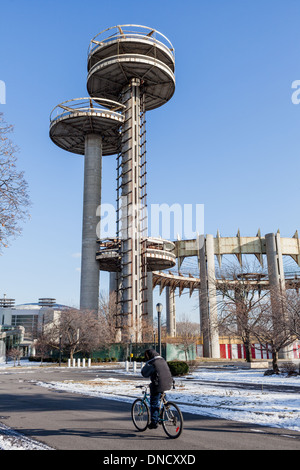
left=150, top=392, right=162, bottom=424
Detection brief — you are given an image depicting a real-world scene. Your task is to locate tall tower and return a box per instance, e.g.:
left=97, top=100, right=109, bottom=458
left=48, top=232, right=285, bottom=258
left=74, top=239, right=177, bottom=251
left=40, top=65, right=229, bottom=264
left=87, top=25, right=175, bottom=341
left=50, top=98, right=125, bottom=312
left=50, top=25, right=176, bottom=340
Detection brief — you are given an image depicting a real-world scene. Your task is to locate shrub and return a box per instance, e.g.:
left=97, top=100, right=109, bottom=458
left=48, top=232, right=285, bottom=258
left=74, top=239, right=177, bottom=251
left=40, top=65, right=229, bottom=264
left=167, top=361, right=189, bottom=376
left=28, top=356, right=57, bottom=363
left=280, top=362, right=299, bottom=376
left=127, top=355, right=145, bottom=362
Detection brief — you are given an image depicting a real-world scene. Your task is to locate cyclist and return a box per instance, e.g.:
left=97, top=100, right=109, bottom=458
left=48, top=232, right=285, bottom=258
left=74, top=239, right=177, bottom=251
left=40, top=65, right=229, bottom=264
left=141, top=349, right=173, bottom=429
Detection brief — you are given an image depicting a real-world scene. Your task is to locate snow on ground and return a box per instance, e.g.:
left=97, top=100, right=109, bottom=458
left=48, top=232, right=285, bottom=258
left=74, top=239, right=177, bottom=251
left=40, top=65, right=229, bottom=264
left=36, top=366, right=300, bottom=434
left=0, top=422, right=53, bottom=450
left=0, top=361, right=300, bottom=449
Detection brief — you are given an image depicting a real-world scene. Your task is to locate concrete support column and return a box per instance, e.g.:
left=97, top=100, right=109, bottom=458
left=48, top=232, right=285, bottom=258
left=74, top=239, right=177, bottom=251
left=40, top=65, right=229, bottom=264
left=110, top=272, right=122, bottom=342
left=0, top=336, right=5, bottom=363
left=198, top=234, right=220, bottom=358
left=265, top=232, right=290, bottom=359
left=206, top=234, right=220, bottom=358
left=198, top=235, right=210, bottom=357
left=79, top=134, right=102, bottom=312
left=166, top=286, right=176, bottom=337
left=109, top=271, right=118, bottom=314
left=147, top=271, right=154, bottom=327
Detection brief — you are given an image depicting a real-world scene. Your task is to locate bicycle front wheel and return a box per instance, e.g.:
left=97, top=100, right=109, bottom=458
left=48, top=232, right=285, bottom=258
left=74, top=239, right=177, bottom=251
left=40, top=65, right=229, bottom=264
left=131, top=398, right=150, bottom=432
left=161, top=401, right=183, bottom=439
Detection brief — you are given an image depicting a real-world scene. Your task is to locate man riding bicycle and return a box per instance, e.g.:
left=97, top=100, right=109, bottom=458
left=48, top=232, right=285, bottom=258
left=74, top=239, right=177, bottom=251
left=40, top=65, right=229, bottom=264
left=141, top=349, right=173, bottom=429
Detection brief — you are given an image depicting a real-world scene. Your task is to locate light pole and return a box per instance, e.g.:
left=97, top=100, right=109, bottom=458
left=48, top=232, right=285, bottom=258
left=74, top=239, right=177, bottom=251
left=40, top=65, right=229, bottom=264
left=59, top=335, right=62, bottom=367
left=156, top=303, right=163, bottom=356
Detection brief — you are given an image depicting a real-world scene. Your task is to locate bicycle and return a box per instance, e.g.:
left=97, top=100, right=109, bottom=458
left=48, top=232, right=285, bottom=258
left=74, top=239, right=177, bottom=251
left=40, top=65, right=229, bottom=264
left=131, top=384, right=183, bottom=439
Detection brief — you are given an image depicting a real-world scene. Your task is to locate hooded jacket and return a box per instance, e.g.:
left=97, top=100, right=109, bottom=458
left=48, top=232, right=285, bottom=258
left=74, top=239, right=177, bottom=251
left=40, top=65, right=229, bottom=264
left=141, top=349, right=173, bottom=394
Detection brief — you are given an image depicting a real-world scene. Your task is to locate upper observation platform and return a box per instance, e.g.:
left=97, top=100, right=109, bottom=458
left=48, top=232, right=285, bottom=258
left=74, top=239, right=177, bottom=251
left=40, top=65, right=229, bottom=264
left=49, top=98, right=125, bottom=156
left=87, top=25, right=175, bottom=111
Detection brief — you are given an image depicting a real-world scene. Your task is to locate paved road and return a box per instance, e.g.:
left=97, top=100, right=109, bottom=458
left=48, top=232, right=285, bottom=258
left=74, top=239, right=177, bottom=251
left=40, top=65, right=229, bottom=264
left=0, top=366, right=299, bottom=451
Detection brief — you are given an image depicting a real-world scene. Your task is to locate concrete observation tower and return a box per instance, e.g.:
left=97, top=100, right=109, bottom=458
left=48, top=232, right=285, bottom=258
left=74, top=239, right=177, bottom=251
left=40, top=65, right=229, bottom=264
left=50, top=25, right=176, bottom=341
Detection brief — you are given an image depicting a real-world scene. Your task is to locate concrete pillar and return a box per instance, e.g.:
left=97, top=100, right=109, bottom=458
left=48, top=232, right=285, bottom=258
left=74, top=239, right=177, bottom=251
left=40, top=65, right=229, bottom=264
left=147, top=271, right=154, bottom=327
left=198, top=234, right=220, bottom=358
left=109, top=271, right=117, bottom=296
left=265, top=233, right=290, bottom=359
left=80, top=134, right=102, bottom=312
left=206, top=234, right=220, bottom=358
left=0, top=335, right=5, bottom=363
left=166, top=286, right=176, bottom=337
left=198, top=235, right=210, bottom=357
left=109, top=271, right=123, bottom=341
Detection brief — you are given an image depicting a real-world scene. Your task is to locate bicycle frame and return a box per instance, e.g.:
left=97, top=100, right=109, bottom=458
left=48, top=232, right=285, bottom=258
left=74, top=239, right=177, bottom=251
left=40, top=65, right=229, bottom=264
left=136, top=385, right=169, bottom=423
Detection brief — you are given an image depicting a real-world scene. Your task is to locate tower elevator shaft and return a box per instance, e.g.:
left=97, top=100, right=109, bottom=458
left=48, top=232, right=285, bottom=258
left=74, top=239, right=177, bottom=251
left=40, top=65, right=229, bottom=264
left=118, top=79, right=147, bottom=342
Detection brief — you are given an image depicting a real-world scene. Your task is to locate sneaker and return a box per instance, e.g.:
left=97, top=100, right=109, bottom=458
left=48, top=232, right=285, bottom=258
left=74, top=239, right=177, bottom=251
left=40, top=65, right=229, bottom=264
left=148, top=422, right=158, bottom=429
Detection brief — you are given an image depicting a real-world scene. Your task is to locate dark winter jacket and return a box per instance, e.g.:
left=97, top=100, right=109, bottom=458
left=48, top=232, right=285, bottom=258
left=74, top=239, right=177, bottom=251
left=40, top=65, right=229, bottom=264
left=141, top=349, right=173, bottom=394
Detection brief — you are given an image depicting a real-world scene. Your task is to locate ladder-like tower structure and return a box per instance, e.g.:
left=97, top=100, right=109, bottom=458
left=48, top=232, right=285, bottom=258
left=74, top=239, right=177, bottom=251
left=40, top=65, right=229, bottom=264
left=87, top=25, right=175, bottom=341
left=50, top=25, right=176, bottom=342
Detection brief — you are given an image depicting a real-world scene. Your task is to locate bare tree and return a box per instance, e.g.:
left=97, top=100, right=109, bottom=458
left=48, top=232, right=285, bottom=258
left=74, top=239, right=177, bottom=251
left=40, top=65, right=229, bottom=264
left=216, top=259, right=269, bottom=362
left=7, top=348, right=22, bottom=366
left=98, top=292, right=120, bottom=346
left=44, top=308, right=102, bottom=360
left=0, top=113, right=31, bottom=250
left=251, top=291, right=295, bottom=373
left=175, top=313, right=200, bottom=361
left=34, top=334, right=52, bottom=365
left=285, top=290, right=300, bottom=341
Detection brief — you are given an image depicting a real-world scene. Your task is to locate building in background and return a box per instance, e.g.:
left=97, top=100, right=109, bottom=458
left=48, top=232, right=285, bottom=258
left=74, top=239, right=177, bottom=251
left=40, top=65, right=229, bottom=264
left=0, top=296, right=68, bottom=361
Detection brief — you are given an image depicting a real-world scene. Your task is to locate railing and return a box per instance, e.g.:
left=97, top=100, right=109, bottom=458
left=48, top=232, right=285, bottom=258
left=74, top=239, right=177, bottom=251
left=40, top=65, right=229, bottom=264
left=88, top=24, right=175, bottom=59
left=50, top=97, right=125, bottom=123
left=96, top=237, right=175, bottom=254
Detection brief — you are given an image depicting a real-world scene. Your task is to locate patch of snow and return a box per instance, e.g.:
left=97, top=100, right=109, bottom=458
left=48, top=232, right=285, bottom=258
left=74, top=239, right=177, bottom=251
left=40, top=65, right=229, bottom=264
left=0, top=423, right=53, bottom=450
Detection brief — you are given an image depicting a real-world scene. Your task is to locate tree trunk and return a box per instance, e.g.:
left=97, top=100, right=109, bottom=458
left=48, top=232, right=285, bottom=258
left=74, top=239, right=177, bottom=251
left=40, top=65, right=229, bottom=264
left=272, top=347, right=279, bottom=373
left=243, top=331, right=252, bottom=362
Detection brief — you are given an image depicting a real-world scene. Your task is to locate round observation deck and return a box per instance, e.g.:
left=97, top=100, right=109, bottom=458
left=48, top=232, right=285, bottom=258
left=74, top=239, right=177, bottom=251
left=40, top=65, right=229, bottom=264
left=87, top=25, right=175, bottom=111
left=49, top=98, right=125, bottom=156
left=96, top=237, right=176, bottom=272
left=145, top=237, right=176, bottom=271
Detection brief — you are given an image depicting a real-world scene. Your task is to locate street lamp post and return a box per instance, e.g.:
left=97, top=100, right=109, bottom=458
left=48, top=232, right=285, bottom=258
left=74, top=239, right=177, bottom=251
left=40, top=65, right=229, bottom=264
left=156, top=303, right=163, bottom=356
left=59, top=335, right=62, bottom=367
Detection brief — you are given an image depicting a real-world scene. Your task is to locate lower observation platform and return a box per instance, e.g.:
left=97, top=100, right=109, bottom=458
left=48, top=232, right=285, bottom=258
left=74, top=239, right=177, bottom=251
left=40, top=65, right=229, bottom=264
left=96, top=238, right=176, bottom=272
left=49, top=98, right=125, bottom=156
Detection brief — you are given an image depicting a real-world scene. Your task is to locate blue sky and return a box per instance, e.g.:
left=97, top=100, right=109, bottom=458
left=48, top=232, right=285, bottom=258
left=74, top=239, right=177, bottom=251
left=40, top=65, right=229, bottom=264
left=0, top=0, right=300, bottom=321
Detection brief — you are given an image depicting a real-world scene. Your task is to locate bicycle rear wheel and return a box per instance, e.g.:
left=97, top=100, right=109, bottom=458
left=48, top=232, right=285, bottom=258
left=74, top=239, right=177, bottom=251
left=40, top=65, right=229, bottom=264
left=131, top=398, right=150, bottom=432
left=161, top=401, right=183, bottom=438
